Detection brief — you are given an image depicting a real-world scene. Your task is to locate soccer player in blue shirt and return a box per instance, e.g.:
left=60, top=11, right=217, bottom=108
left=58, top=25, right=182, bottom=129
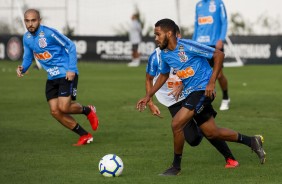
left=16, top=9, right=99, bottom=146
left=193, top=0, right=230, bottom=110
left=145, top=25, right=239, bottom=175
left=137, top=18, right=265, bottom=175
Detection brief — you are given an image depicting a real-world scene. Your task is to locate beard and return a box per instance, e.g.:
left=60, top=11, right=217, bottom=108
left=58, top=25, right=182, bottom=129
left=28, top=26, right=39, bottom=34
left=158, top=36, right=169, bottom=50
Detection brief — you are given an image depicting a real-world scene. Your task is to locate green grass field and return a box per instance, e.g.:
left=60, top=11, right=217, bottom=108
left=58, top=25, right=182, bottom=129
left=0, top=61, right=281, bottom=184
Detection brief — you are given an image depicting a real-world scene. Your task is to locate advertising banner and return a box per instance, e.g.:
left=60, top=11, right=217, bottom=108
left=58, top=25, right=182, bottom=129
left=1, top=35, right=281, bottom=65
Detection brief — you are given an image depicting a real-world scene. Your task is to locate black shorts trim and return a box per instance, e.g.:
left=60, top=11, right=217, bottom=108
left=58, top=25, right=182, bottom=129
left=45, top=74, right=78, bottom=101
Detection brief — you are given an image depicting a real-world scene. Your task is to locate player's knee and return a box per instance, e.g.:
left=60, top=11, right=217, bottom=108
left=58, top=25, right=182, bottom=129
left=171, top=121, right=183, bottom=133
left=50, top=109, right=60, bottom=118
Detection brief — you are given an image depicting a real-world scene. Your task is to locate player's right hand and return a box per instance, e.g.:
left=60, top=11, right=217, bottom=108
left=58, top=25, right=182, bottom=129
left=136, top=96, right=150, bottom=112
left=16, top=65, right=24, bottom=77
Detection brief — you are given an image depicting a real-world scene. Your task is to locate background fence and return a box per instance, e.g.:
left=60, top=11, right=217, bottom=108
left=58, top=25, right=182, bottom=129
left=1, top=35, right=282, bottom=65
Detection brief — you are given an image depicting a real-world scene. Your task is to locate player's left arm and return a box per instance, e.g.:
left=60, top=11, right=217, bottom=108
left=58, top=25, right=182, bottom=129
left=50, top=30, right=77, bottom=80
left=18, top=37, right=34, bottom=77
left=145, top=73, right=162, bottom=118
left=217, top=0, right=228, bottom=49
left=137, top=72, right=169, bottom=112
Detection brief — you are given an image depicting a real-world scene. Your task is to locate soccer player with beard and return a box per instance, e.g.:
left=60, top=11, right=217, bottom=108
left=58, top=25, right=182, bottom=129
left=137, top=18, right=265, bottom=175
left=145, top=25, right=238, bottom=175
left=16, top=9, right=99, bottom=146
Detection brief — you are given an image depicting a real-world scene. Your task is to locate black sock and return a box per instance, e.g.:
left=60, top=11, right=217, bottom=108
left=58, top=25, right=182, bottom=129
left=222, top=90, right=229, bottom=100
left=82, top=106, right=91, bottom=115
left=72, top=124, right=88, bottom=136
left=208, top=139, right=236, bottom=161
left=172, top=153, right=182, bottom=169
left=237, top=133, right=252, bottom=147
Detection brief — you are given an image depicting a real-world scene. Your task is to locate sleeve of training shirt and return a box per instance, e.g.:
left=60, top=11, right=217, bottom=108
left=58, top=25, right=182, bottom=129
left=192, top=3, right=199, bottom=41
left=159, top=54, right=170, bottom=74
left=146, top=50, right=159, bottom=77
left=186, top=39, right=215, bottom=59
left=21, top=36, right=34, bottom=73
left=219, top=0, right=227, bottom=41
left=49, top=29, right=77, bottom=72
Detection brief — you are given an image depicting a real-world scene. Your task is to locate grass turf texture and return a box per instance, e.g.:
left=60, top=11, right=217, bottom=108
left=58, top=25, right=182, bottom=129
left=0, top=61, right=281, bottom=184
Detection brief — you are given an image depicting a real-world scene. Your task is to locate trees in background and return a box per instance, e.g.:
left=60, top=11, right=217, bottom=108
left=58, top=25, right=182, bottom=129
left=228, top=12, right=281, bottom=35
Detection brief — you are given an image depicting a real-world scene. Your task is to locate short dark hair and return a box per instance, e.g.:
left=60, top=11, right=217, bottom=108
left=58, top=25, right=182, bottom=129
left=24, top=9, right=41, bottom=19
left=175, top=24, right=180, bottom=35
left=155, top=18, right=177, bottom=35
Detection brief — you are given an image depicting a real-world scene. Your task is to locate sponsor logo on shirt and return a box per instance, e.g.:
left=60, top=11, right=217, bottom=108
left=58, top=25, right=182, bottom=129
left=176, top=67, right=195, bottom=79
left=34, top=51, right=52, bottom=60
left=163, top=49, right=169, bottom=53
left=47, top=66, right=60, bottom=77
left=197, top=36, right=210, bottom=43
left=190, top=46, right=209, bottom=56
left=198, top=16, right=214, bottom=25
left=167, top=73, right=182, bottom=89
left=39, top=31, right=45, bottom=37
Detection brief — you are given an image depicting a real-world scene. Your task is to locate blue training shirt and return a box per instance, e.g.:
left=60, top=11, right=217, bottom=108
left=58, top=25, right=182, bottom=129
left=146, top=48, right=185, bottom=107
left=22, top=25, right=78, bottom=80
left=192, top=0, right=227, bottom=46
left=160, top=39, right=215, bottom=97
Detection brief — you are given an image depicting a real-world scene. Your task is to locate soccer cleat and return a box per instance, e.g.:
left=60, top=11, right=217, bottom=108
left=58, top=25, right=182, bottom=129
left=87, top=105, right=99, bottom=131
left=251, top=135, right=266, bottom=164
left=225, top=158, right=239, bottom=168
left=219, top=99, right=230, bottom=111
left=73, top=133, right=93, bottom=146
left=159, top=166, right=181, bottom=176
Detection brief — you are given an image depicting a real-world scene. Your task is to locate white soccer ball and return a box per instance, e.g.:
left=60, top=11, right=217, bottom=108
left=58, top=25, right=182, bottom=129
left=98, top=154, right=124, bottom=177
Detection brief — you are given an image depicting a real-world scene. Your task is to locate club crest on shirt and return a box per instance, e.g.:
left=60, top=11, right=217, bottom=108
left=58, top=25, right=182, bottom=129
left=38, top=38, right=47, bottom=48
left=178, top=45, right=188, bottom=62
left=209, top=1, right=216, bottom=13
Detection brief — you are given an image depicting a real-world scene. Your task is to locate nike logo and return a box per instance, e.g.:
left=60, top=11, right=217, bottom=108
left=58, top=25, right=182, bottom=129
left=276, top=46, right=282, bottom=57
left=184, top=103, right=193, bottom=108
left=60, top=92, right=67, bottom=95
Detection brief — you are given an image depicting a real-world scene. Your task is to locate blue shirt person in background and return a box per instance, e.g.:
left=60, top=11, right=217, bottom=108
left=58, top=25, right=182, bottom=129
left=193, top=0, right=230, bottom=110
left=137, top=18, right=265, bottom=176
left=16, top=9, right=99, bottom=146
